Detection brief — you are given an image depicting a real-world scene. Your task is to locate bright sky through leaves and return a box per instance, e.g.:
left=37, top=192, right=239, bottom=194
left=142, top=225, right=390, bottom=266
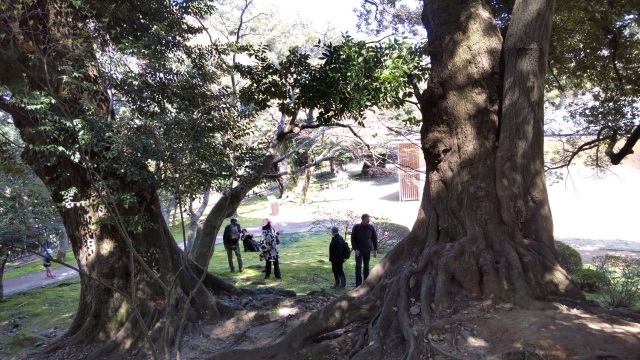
left=272, top=0, right=361, bottom=33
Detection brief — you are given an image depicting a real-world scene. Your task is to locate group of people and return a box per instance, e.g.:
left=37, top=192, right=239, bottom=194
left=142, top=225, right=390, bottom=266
left=329, top=213, right=378, bottom=288
left=223, top=217, right=281, bottom=279
left=223, top=213, right=378, bottom=288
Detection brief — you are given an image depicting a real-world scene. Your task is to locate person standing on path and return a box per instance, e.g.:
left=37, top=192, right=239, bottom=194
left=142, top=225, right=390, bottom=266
left=329, top=226, right=346, bottom=288
left=260, top=218, right=281, bottom=279
left=223, top=218, right=243, bottom=272
left=351, top=214, right=378, bottom=287
left=43, top=248, right=55, bottom=278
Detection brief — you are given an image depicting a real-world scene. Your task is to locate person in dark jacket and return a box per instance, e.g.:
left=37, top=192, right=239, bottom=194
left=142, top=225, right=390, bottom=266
left=329, top=226, right=346, bottom=289
left=351, top=213, right=378, bottom=287
left=223, top=218, right=243, bottom=272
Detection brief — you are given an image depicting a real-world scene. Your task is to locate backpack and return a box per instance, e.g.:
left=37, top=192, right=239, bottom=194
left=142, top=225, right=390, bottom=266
left=227, top=224, right=240, bottom=242
left=342, top=241, right=352, bottom=260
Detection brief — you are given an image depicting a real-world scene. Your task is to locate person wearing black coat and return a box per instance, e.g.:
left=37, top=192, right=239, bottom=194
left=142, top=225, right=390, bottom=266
left=351, top=213, right=378, bottom=287
left=329, top=226, right=346, bottom=289
left=223, top=218, right=243, bottom=272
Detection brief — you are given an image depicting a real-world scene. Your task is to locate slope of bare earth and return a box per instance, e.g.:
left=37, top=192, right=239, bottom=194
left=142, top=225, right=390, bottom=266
left=176, top=296, right=640, bottom=359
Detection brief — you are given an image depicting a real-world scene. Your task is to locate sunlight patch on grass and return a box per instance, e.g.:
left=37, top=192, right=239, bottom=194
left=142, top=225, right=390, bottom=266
left=0, top=279, right=80, bottom=359
left=209, top=231, right=384, bottom=294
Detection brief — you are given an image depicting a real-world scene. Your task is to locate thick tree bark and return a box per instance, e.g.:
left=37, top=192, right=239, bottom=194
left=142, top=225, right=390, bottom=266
left=206, top=1, right=582, bottom=359
left=0, top=1, right=239, bottom=356
left=5, top=104, right=238, bottom=355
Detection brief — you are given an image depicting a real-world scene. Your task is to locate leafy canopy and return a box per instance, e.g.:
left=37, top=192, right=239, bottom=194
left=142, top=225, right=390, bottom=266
left=236, top=36, right=429, bottom=125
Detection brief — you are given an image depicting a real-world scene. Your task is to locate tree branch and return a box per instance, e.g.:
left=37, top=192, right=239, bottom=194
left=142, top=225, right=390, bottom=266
left=298, top=122, right=372, bottom=152
left=547, top=58, right=566, bottom=93
left=265, top=146, right=350, bottom=178
left=605, top=124, right=640, bottom=165
left=546, top=122, right=639, bottom=171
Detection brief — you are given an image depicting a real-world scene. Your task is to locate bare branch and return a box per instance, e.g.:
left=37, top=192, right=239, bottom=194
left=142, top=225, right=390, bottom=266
left=547, top=58, right=566, bottom=93
left=298, top=122, right=372, bottom=152
left=195, top=17, right=216, bottom=46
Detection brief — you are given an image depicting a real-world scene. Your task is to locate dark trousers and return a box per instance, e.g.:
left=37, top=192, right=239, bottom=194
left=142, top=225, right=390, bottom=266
left=225, top=244, right=243, bottom=271
left=265, top=259, right=281, bottom=278
left=355, top=251, right=371, bottom=286
left=331, top=260, right=346, bottom=287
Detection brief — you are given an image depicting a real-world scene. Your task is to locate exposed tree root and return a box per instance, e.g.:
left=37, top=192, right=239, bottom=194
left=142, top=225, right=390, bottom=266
left=202, top=206, right=586, bottom=360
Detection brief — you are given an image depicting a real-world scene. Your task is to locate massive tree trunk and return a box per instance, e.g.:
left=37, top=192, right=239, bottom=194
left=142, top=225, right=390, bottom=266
left=0, top=1, right=238, bottom=356
left=206, top=1, right=582, bottom=359
left=4, top=104, right=239, bottom=356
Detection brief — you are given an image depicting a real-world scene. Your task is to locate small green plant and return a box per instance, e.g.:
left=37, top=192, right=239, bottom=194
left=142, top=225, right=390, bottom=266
left=555, top=241, right=582, bottom=274
left=573, top=268, right=608, bottom=293
left=592, top=255, right=640, bottom=308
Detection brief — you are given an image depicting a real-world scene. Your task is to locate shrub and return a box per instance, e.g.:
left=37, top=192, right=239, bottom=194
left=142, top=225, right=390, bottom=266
left=555, top=241, right=583, bottom=274
left=375, top=221, right=410, bottom=251
left=573, top=268, right=609, bottom=293
left=592, top=255, right=640, bottom=308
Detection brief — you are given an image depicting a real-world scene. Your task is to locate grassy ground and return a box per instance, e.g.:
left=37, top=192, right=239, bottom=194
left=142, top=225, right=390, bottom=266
left=208, top=231, right=383, bottom=294
left=0, top=280, right=79, bottom=359
left=0, top=232, right=383, bottom=359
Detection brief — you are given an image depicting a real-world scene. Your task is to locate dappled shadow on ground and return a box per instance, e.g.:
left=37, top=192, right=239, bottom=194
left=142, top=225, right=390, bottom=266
left=174, top=295, right=640, bottom=359
left=423, top=301, right=640, bottom=359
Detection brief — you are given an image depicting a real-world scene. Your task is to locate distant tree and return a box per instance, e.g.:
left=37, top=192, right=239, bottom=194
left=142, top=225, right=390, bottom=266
left=546, top=0, right=640, bottom=170
left=0, top=122, right=63, bottom=300
left=187, top=32, right=430, bottom=267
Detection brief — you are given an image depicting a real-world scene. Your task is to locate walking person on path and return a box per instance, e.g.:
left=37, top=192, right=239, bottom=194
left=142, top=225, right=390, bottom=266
left=329, top=226, right=346, bottom=288
left=43, top=248, right=55, bottom=278
left=351, top=214, right=378, bottom=287
left=259, top=218, right=281, bottom=279
left=223, top=218, right=243, bottom=272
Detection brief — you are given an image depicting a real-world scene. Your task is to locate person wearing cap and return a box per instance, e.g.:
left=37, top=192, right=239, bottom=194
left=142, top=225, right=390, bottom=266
left=223, top=217, right=243, bottom=272
left=43, top=248, right=55, bottom=278
left=259, top=218, right=281, bottom=279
